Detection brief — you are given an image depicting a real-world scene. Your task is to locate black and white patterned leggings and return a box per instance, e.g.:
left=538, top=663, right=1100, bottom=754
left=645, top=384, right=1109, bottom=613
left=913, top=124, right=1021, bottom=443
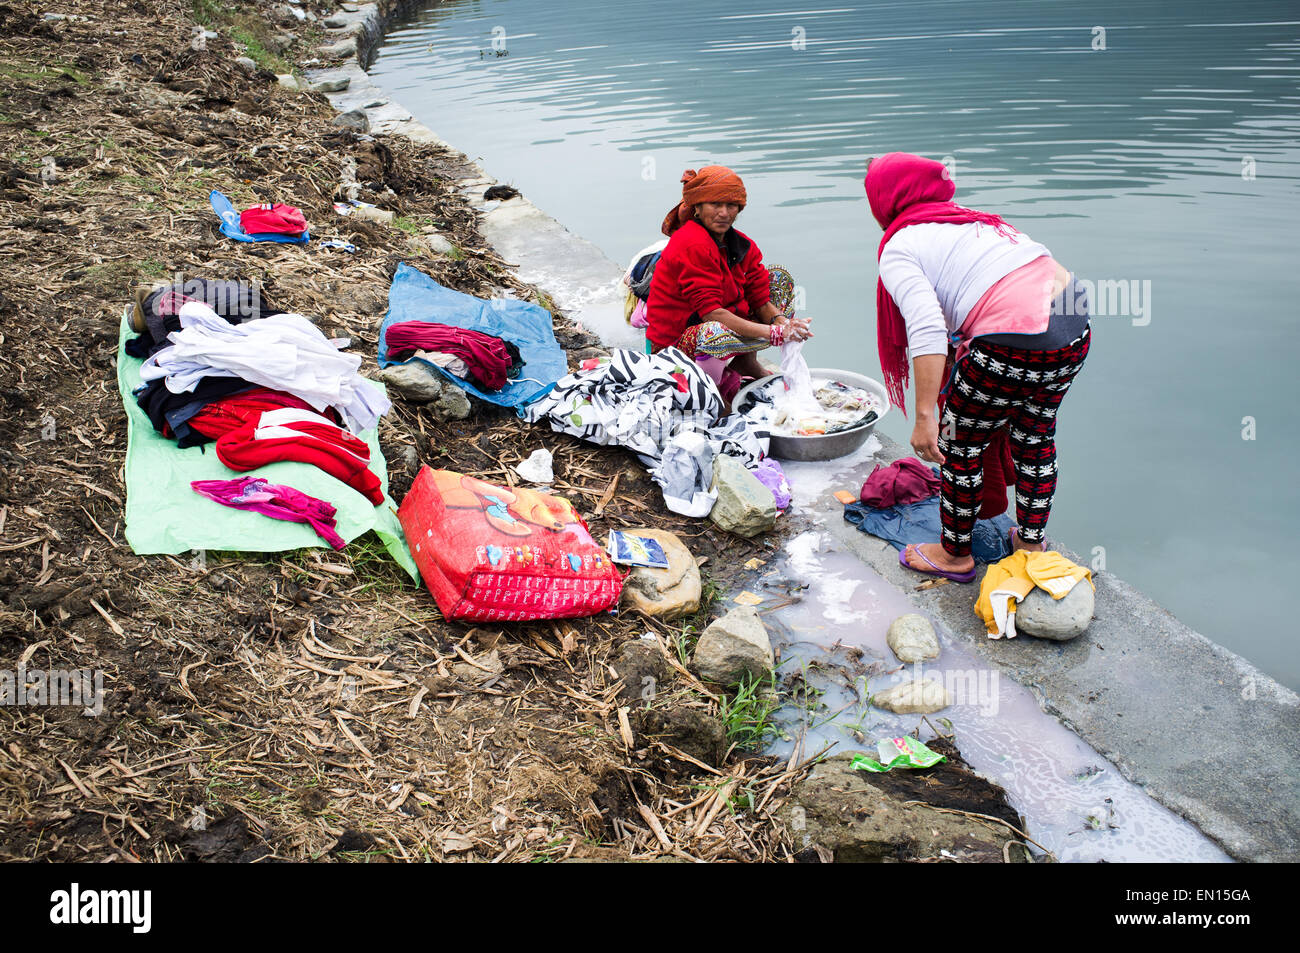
left=937, top=327, right=1091, bottom=557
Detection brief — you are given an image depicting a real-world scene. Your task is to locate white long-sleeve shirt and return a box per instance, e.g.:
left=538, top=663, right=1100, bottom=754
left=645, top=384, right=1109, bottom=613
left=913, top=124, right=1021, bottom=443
left=878, top=221, right=1051, bottom=358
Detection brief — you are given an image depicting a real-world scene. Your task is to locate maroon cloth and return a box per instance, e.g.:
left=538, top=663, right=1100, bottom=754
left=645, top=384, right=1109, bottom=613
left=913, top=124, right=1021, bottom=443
left=863, top=153, right=1019, bottom=413
left=977, top=429, right=1014, bottom=520
left=385, top=321, right=515, bottom=391
left=239, top=203, right=307, bottom=236
left=860, top=457, right=942, bottom=508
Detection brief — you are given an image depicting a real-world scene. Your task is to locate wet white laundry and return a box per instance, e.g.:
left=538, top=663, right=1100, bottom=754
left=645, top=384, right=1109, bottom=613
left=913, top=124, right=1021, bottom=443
left=140, top=301, right=391, bottom=432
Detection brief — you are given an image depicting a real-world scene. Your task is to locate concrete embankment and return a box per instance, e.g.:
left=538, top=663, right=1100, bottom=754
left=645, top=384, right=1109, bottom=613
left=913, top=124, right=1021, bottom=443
left=305, top=0, right=1299, bottom=862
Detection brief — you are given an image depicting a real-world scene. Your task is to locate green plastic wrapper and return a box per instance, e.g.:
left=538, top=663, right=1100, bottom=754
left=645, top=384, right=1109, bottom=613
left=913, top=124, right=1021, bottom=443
left=850, top=737, right=947, bottom=773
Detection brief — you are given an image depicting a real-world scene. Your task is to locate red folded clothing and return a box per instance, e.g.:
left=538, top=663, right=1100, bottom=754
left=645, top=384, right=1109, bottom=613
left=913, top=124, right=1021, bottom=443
left=385, top=321, right=515, bottom=392
left=188, top=387, right=341, bottom=440
left=213, top=407, right=383, bottom=506
left=239, top=202, right=308, bottom=236
left=860, top=457, right=942, bottom=508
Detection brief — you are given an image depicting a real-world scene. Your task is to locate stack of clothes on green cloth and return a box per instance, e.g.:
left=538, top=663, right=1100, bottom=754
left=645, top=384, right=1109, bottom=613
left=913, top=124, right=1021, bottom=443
left=119, top=278, right=414, bottom=573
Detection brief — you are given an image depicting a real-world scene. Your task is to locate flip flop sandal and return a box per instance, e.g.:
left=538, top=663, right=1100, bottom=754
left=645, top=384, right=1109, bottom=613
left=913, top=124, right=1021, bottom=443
left=898, top=543, right=978, bottom=583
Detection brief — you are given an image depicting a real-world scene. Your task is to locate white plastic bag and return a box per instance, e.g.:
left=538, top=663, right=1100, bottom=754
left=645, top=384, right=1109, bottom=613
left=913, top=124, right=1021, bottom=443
left=651, top=431, right=717, bottom=517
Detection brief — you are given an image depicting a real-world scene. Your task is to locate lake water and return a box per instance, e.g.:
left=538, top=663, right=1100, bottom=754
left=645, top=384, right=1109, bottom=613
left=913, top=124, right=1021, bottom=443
left=372, top=0, right=1300, bottom=688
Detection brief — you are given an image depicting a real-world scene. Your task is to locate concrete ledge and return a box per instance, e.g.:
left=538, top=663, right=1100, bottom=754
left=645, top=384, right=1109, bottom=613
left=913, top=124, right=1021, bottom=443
left=819, top=432, right=1300, bottom=862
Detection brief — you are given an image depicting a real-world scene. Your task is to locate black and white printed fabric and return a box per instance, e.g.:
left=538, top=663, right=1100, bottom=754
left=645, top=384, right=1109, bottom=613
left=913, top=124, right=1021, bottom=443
left=520, top=347, right=770, bottom=515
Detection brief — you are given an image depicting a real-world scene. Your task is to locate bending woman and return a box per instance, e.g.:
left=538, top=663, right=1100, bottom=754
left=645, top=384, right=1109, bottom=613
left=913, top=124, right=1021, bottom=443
left=647, top=165, right=811, bottom=386
left=866, top=152, right=1091, bottom=582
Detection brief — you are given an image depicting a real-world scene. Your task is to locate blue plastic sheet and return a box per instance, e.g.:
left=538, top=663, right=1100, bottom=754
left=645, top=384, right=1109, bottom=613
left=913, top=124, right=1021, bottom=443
left=378, top=262, right=567, bottom=408
left=844, top=496, right=1014, bottom=564
left=209, top=190, right=310, bottom=245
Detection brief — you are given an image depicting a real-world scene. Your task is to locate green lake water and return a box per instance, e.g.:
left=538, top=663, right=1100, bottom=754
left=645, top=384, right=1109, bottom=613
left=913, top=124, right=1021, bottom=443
left=372, top=0, right=1300, bottom=688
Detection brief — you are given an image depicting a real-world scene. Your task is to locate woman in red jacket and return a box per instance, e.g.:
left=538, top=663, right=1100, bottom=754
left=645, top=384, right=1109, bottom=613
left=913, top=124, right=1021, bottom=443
left=647, top=166, right=811, bottom=383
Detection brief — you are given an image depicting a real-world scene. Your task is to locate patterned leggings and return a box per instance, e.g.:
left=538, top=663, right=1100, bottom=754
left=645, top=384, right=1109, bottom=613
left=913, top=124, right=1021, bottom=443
left=937, top=327, right=1091, bottom=557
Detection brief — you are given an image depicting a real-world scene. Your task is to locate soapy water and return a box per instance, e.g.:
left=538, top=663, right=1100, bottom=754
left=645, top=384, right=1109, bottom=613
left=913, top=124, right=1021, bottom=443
left=749, top=451, right=1232, bottom=863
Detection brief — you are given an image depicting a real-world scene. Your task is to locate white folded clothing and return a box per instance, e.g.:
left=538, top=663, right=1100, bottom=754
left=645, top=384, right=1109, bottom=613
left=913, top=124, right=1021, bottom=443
left=140, top=302, right=390, bottom=432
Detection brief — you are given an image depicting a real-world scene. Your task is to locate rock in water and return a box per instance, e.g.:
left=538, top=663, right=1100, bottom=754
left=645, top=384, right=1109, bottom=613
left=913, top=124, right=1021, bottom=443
left=708, top=455, right=776, bottom=538
left=872, top=679, right=952, bottom=714
left=692, top=606, right=773, bottom=684
left=1017, top=581, right=1094, bottom=640
left=620, top=529, right=701, bottom=621
left=887, top=613, right=940, bottom=663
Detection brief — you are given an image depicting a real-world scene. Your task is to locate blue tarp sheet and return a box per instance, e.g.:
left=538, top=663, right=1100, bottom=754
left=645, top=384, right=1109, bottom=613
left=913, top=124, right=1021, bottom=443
left=209, top=190, right=310, bottom=245
left=378, top=262, right=567, bottom=408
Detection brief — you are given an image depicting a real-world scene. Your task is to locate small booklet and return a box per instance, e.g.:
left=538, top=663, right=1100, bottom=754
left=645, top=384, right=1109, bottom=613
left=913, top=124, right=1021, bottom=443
left=606, top=531, right=670, bottom=569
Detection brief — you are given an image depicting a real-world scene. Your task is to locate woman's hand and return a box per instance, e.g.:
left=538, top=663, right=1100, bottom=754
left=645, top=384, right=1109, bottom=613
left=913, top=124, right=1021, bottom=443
left=911, top=413, right=945, bottom=465
left=777, top=315, right=813, bottom=342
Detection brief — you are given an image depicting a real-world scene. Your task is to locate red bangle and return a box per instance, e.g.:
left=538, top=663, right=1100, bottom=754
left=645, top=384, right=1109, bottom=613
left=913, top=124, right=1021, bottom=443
left=769, top=322, right=785, bottom=347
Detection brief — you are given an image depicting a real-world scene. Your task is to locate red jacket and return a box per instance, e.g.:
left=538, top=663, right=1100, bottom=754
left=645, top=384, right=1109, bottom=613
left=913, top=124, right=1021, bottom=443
left=646, top=220, right=771, bottom=350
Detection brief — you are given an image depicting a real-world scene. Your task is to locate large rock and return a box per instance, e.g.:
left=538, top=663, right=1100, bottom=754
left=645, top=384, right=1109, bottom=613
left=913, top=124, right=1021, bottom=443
left=311, top=76, right=351, bottom=93
left=708, top=455, right=776, bottom=538
left=1018, top=581, right=1094, bottom=641
left=380, top=362, right=444, bottom=403
left=692, top=606, right=773, bottom=685
left=872, top=679, right=952, bottom=715
left=620, top=528, right=701, bottom=621
left=332, top=108, right=369, bottom=134
left=779, top=754, right=1026, bottom=862
left=887, top=613, right=940, bottom=663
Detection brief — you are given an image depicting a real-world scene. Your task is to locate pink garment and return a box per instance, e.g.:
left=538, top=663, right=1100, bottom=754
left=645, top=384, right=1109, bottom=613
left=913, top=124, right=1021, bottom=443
left=630, top=298, right=649, bottom=329
left=860, top=457, right=942, bottom=508
left=954, top=255, right=1060, bottom=366
left=190, top=476, right=346, bottom=550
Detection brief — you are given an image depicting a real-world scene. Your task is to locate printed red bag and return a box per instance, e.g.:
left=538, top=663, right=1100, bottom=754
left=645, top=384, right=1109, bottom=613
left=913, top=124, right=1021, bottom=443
left=398, top=466, right=623, bottom=622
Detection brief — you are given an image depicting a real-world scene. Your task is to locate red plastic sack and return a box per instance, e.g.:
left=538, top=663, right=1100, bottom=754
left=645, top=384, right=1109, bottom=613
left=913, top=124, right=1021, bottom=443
left=398, top=467, right=623, bottom=622
left=239, top=202, right=308, bottom=236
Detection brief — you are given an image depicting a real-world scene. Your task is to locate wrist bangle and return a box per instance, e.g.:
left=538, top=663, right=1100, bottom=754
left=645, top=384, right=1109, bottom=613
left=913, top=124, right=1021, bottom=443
left=769, top=322, right=785, bottom=346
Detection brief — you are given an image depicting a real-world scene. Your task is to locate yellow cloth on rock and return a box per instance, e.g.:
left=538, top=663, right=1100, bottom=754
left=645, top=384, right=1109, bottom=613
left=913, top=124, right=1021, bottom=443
left=975, top=550, right=1093, bottom=639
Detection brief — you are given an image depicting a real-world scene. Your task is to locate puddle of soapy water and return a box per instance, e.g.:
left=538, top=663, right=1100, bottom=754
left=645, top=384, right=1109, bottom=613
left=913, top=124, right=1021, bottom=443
left=750, top=453, right=1232, bottom=863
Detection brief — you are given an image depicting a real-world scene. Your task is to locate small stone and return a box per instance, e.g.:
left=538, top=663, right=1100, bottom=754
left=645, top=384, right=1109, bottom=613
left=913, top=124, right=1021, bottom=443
left=887, top=613, right=940, bottom=663
left=430, top=384, right=471, bottom=422
left=379, top=362, right=445, bottom=403
left=234, top=56, right=258, bottom=73
left=1017, top=581, right=1094, bottom=641
left=311, top=76, right=350, bottom=93
left=692, top=606, right=773, bottom=684
left=417, top=232, right=455, bottom=255
left=275, top=73, right=301, bottom=90
left=319, top=37, right=358, bottom=59
left=708, top=455, right=777, bottom=538
left=332, top=108, right=369, bottom=134
left=323, top=14, right=351, bottom=28
left=620, top=529, right=702, bottom=621
left=451, top=649, right=502, bottom=682
left=872, top=679, right=952, bottom=714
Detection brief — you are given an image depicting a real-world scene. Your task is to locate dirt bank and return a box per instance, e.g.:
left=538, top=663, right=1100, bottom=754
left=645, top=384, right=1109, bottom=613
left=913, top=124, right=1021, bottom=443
left=0, top=0, right=1025, bottom=862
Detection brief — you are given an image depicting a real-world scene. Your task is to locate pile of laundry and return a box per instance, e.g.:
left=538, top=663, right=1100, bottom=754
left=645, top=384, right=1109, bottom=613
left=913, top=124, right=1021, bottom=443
left=842, top=456, right=1015, bottom=563
left=385, top=320, right=524, bottom=392
left=210, top=191, right=311, bottom=245
left=128, top=278, right=391, bottom=547
left=521, top=347, right=787, bottom=519
left=738, top=342, right=884, bottom=437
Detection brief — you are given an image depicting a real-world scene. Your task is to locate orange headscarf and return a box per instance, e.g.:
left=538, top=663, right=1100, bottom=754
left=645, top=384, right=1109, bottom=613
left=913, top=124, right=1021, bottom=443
left=660, top=165, right=748, bottom=236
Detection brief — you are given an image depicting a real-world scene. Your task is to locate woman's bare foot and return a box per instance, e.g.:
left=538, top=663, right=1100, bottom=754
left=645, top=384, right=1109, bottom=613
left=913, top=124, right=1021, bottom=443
left=902, top=542, right=974, bottom=574
left=1009, top=527, right=1047, bottom=553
